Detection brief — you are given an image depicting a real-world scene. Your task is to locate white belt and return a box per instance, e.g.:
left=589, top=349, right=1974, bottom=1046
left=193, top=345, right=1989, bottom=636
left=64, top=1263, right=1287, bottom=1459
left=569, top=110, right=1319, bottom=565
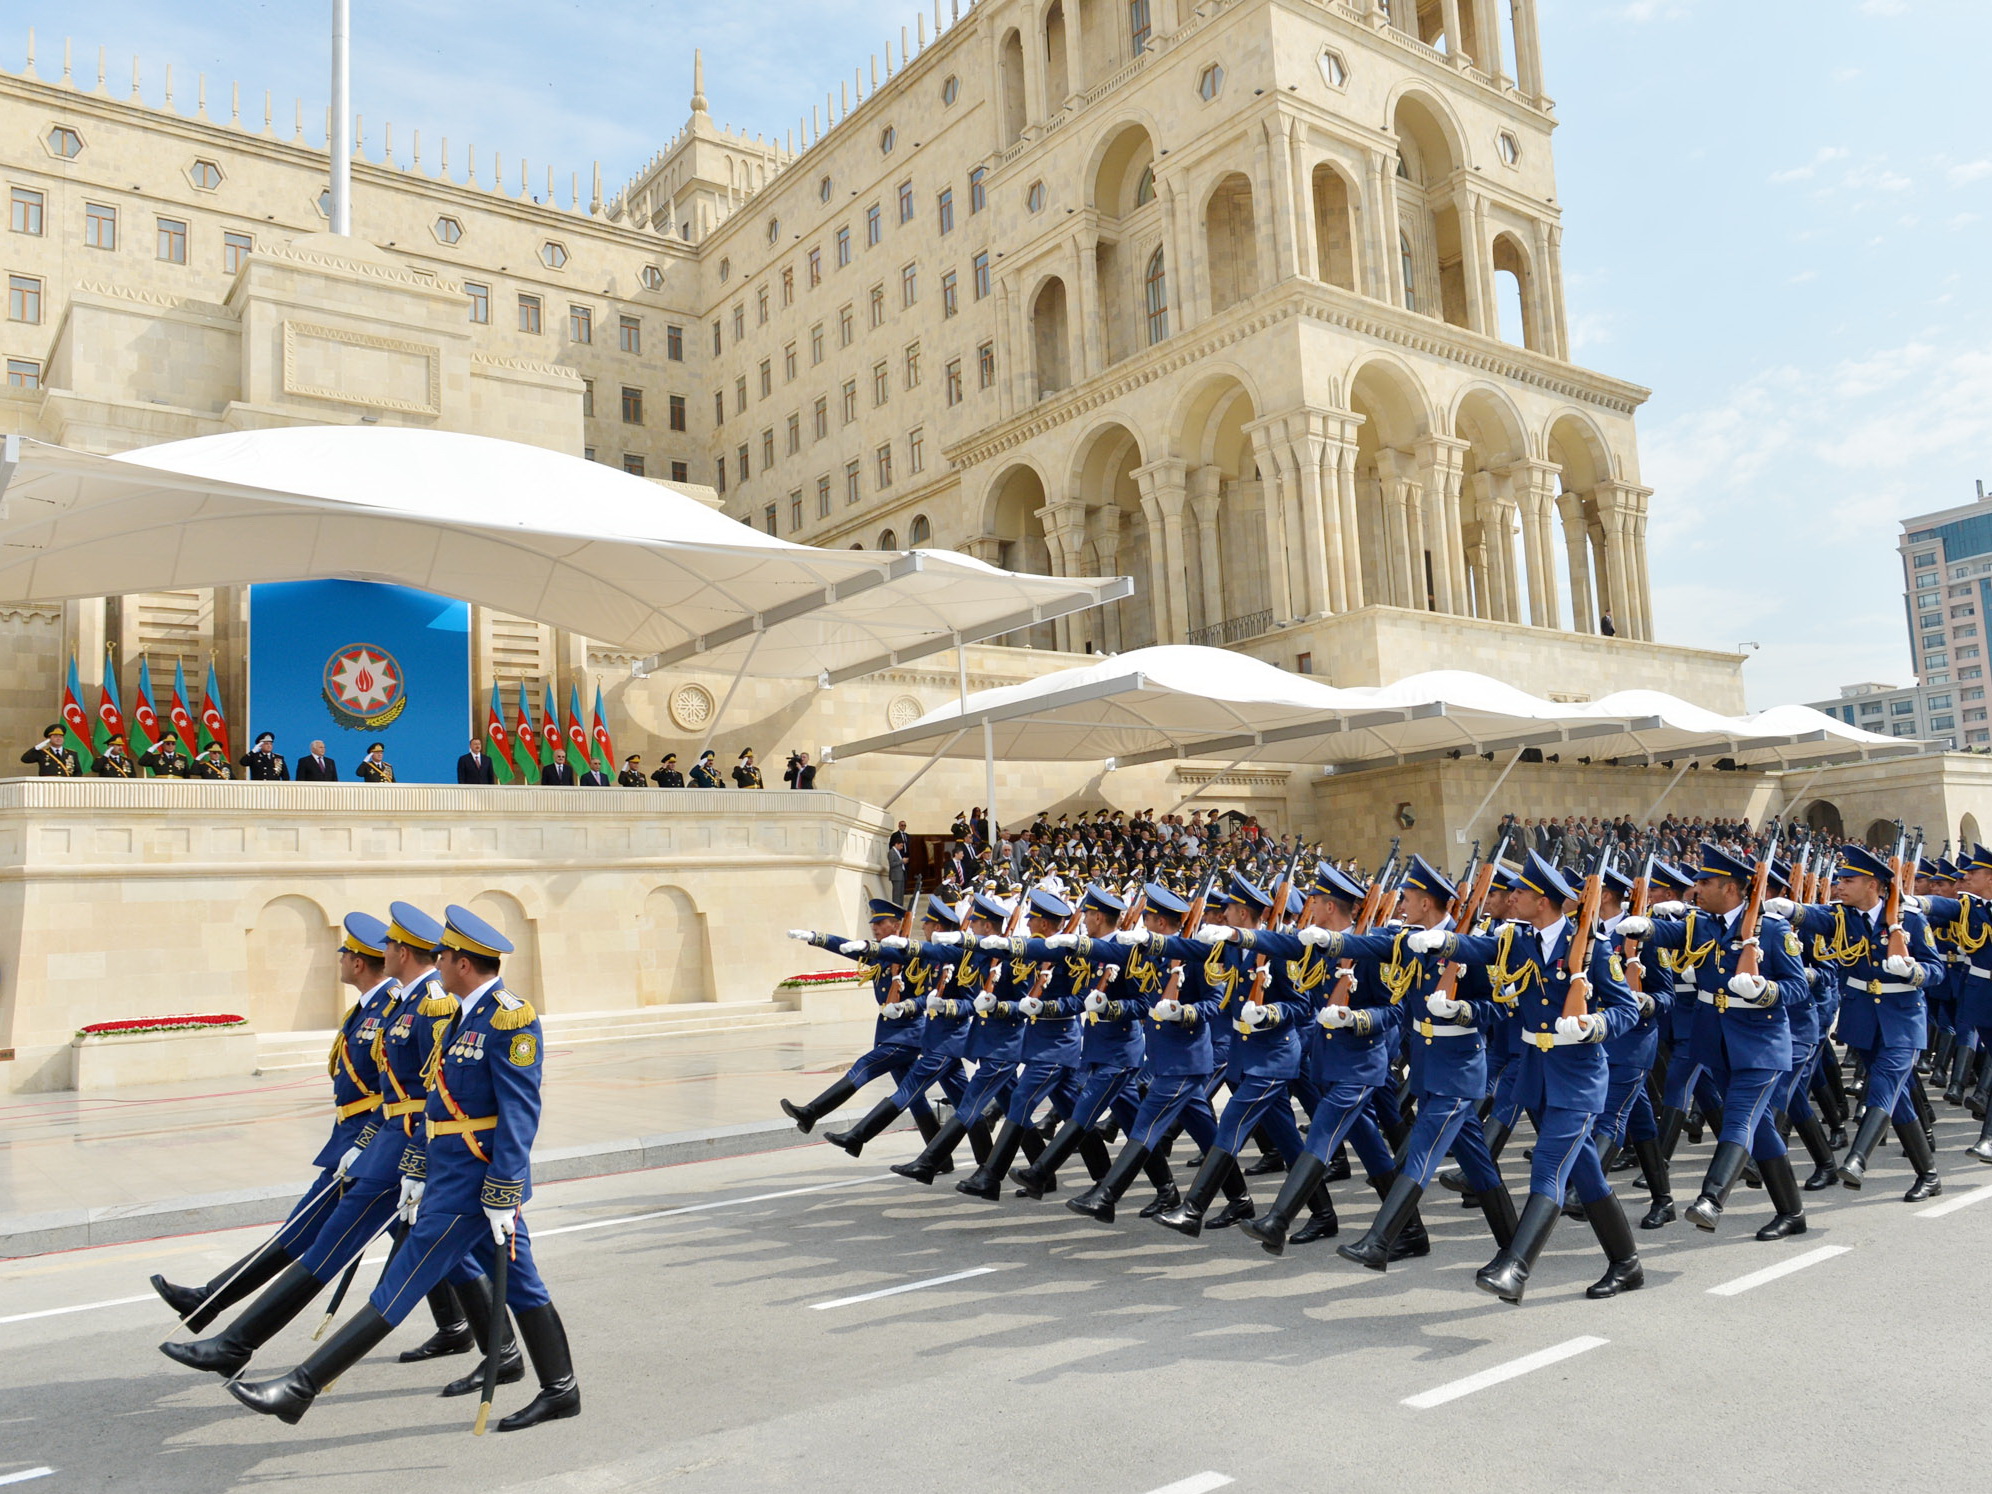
left=1673, top=981, right=1698, bottom=996
left=1697, top=991, right=1775, bottom=1010
left=1523, top=1028, right=1585, bottom=1048
left=1415, top=1022, right=1473, bottom=1038
left=1968, top=968, right=1992, bottom=981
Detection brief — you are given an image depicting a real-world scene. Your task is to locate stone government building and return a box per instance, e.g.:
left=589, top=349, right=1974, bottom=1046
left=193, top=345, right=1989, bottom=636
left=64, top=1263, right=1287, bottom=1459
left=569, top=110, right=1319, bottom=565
left=3, top=1, right=1978, bottom=1085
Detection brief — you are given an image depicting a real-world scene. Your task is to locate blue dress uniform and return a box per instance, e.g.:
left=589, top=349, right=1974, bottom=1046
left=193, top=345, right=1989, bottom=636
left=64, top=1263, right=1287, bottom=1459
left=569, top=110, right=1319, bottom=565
left=148, top=912, right=401, bottom=1335
left=1438, top=850, right=1644, bottom=1304
left=779, top=898, right=943, bottom=1135
left=1922, top=845, right=1992, bottom=1142
left=230, top=905, right=580, bottom=1432
left=1641, top=844, right=1810, bottom=1238
left=1781, top=843, right=1946, bottom=1199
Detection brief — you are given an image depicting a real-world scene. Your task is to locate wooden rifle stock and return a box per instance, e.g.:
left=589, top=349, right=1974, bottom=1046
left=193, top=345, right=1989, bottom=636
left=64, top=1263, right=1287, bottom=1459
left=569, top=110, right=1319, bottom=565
left=1161, top=872, right=1219, bottom=1004
left=1435, top=836, right=1506, bottom=1000
left=1328, top=847, right=1401, bottom=1009
left=1885, top=828, right=1923, bottom=961
left=1735, top=826, right=1779, bottom=979
left=1560, top=851, right=1611, bottom=1022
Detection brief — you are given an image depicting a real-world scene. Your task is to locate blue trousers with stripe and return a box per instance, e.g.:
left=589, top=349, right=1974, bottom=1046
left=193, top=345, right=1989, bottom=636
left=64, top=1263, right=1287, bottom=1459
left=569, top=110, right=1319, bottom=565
left=886, top=1051, right=967, bottom=1112
left=1127, top=1074, right=1219, bottom=1151
left=272, top=1166, right=350, bottom=1258
left=370, top=1210, right=549, bottom=1326
left=1211, top=1076, right=1306, bottom=1158
left=1595, top=1065, right=1659, bottom=1149
left=1529, top=1107, right=1612, bottom=1205
left=843, top=1043, right=943, bottom=1123
left=1004, top=1059, right=1082, bottom=1127
left=1298, top=1082, right=1398, bottom=1180
left=1400, top=1096, right=1504, bottom=1192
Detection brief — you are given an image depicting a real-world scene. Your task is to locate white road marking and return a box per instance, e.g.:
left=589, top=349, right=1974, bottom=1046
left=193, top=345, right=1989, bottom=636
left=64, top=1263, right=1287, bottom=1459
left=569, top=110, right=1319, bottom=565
left=1916, top=1182, right=1992, bottom=1218
left=810, top=1266, right=996, bottom=1310
left=0, top=1470, right=56, bottom=1487
left=1706, top=1244, right=1850, bottom=1296
left=1402, top=1335, right=1608, bottom=1410
left=0, top=1295, right=153, bottom=1326
left=1140, top=1475, right=1234, bottom=1494
left=534, top=1176, right=888, bottom=1239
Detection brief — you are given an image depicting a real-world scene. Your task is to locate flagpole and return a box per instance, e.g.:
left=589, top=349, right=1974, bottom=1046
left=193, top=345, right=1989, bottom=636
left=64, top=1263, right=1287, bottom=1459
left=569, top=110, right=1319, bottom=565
left=330, top=0, right=352, bottom=236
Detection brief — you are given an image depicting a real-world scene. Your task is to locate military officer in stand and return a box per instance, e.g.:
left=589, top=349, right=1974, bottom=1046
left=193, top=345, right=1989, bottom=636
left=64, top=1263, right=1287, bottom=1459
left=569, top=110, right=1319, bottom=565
left=239, top=731, right=290, bottom=780
left=19, top=723, right=78, bottom=775
left=1766, top=843, right=1946, bottom=1200
left=93, top=733, right=136, bottom=777
left=192, top=743, right=232, bottom=780
left=139, top=736, right=192, bottom=777
left=229, top=906, right=578, bottom=1431
left=357, top=742, right=395, bottom=782
left=1412, top=851, right=1645, bottom=1303
left=688, top=750, right=723, bottom=788
left=651, top=753, right=685, bottom=787
left=150, top=913, right=400, bottom=1332
left=617, top=754, right=648, bottom=787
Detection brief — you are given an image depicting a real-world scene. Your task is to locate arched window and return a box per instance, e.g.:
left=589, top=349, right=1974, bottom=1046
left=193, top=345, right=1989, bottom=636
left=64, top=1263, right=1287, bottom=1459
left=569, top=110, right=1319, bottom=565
left=1399, top=232, right=1417, bottom=313
left=908, top=514, right=932, bottom=546
left=1135, top=165, right=1156, bottom=206
left=1144, top=248, right=1170, bottom=345
left=878, top=528, right=897, bottom=549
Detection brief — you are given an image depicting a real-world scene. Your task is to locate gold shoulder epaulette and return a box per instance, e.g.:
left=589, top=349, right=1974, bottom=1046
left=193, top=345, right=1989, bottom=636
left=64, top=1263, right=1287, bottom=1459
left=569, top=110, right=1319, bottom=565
left=490, top=998, right=537, bottom=1031
left=419, top=992, right=460, bottom=1018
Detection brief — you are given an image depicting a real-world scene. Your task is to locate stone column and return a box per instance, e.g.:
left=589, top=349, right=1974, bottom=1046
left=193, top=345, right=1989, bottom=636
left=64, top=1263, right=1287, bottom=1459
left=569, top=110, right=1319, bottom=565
left=1037, top=497, right=1089, bottom=651
left=1089, top=509, right=1125, bottom=653
left=1073, top=233, right=1103, bottom=381
left=1593, top=481, right=1653, bottom=640
left=1456, top=188, right=1489, bottom=336
left=1134, top=459, right=1192, bottom=643
left=1507, top=459, right=1560, bottom=628
left=1468, top=471, right=1521, bottom=623
left=1440, top=0, right=1467, bottom=63
left=1063, top=0, right=1086, bottom=101
left=1292, top=134, right=1319, bottom=283
left=1555, top=490, right=1595, bottom=635
left=1415, top=434, right=1471, bottom=615
left=1375, top=150, right=1403, bottom=307
left=1321, top=409, right=1365, bottom=614
left=1264, top=116, right=1299, bottom=284
left=1021, top=1, right=1047, bottom=126
left=1546, top=223, right=1570, bottom=361
left=1186, top=465, right=1226, bottom=638
left=1245, top=420, right=1296, bottom=625
left=1164, top=178, right=1200, bottom=331
left=1511, top=0, right=1544, bottom=103
left=1378, top=447, right=1423, bottom=610
left=1471, top=0, right=1506, bottom=82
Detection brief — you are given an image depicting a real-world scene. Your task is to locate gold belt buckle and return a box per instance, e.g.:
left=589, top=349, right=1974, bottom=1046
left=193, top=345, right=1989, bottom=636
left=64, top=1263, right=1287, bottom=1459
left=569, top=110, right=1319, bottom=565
left=1418, top=1019, right=1432, bottom=1039
left=1868, top=979, right=1882, bottom=996
left=1533, top=1031, right=1555, bottom=1052
left=1715, top=993, right=1728, bottom=1014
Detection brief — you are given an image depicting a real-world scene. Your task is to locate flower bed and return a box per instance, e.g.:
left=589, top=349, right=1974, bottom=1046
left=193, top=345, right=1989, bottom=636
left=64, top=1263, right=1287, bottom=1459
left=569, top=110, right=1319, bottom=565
left=76, top=1014, right=248, bottom=1039
left=775, top=970, right=866, bottom=990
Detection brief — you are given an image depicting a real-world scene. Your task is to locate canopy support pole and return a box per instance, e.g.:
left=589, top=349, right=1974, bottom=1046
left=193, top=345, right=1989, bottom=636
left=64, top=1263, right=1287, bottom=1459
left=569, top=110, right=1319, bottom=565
left=983, top=719, right=998, bottom=877
left=1462, top=746, right=1528, bottom=846
left=956, top=646, right=969, bottom=711
left=883, top=728, right=965, bottom=810
left=696, top=630, right=763, bottom=761
left=1164, top=759, right=1248, bottom=818
left=1641, top=758, right=1696, bottom=823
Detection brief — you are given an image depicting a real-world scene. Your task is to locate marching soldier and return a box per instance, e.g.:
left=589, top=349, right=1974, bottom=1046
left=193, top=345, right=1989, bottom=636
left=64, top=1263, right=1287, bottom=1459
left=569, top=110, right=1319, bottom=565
left=1592, top=863, right=1681, bottom=1229
left=19, top=722, right=78, bottom=775
left=1922, top=845, right=1992, bottom=1155
left=230, top=906, right=579, bottom=1431
left=93, top=733, right=136, bottom=777
left=651, top=753, right=685, bottom=787
left=357, top=742, right=395, bottom=783
left=617, top=754, right=648, bottom=787
left=150, top=913, right=401, bottom=1332
left=239, top=731, right=290, bottom=780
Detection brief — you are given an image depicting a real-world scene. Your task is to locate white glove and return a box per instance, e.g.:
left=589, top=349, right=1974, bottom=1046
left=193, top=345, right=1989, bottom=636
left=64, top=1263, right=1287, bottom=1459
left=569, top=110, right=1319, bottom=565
left=1240, top=1000, right=1270, bottom=1027
left=1555, top=1013, right=1606, bottom=1042
left=1762, top=897, right=1797, bottom=919
left=1319, top=1003, right=1357, bottom=1029
left=786, top=928, right=813, bottom=941
left=1195, top=925, right=1233, bottom=945
left=1883, top=953, right=1924, bottom=985
left=1406, top=927, right=1448, bottom=954
left=1806, top=966, right=1820, bottom=987
left=1298, top=925, right=1339, bottom=948
left=1019, top=995, right=1044, bottom=1017
left=1635, top=990, right=1656, bottom=1018
left=879, top=1000, right=905, bottom=1018
left=979, top=934, right=1011, bottom=952
left=397, top=1178, right=424, bottom=1224
left=1615, top=915, right=1652, bottom=940
left=336, top=1144, right=363, bottom=1178
left=1149, top=998, right=1183, bottom=1022
left=1652, top=900, right=1689, bottom=917
left=1114, top=927, right=1152, bottom=946
left=931, top=931, right=963, bottom=946
left=973, top=991, right=997, bottom=1015
left=925, top=992, right=944, bottom=1014
left=1425, top=993, right=1468, bottom=1019
left=878, top=934, right=909, bottom=950
left=1903, top=894, right=1925, bottom=914
left=838, top=940, right=868, bottom=956
left=1726, top=972, right=1770, bottom=1004
left=1046, top=932, right=1078, bottom=950
left=1083, top=990, right=1108, bottom=1014
left=485, top=1205, right=516, bottom=1244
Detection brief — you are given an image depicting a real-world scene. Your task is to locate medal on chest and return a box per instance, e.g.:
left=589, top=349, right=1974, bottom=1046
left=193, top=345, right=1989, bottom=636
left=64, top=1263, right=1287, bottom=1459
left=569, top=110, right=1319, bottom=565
left=448, top=1029, right=488, bottom=1063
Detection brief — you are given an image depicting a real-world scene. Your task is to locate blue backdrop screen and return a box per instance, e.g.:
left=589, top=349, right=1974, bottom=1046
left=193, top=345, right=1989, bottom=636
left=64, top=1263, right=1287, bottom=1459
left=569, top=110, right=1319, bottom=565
left=248, top=580, right=471, bottom=784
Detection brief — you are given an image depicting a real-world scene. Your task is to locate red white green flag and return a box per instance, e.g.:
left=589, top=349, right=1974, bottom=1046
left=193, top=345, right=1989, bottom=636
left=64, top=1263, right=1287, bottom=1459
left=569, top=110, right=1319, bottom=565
left=61, top=654, right=96, bottom=772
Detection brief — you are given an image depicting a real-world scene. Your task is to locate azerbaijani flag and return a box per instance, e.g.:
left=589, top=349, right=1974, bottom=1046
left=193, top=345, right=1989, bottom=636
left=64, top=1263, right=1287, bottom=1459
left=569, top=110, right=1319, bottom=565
left=513, top=680, right=540, bottom=773
left=565, top=684, right=593, bottom=770
left=130, top=658, right=164, bottom=764
left=197, top=663, right=232, bottom=759
left=61, top=654, right=95, bottom=772
left=590, top=684, right=616, bottom=774
left=483, top=683, right=518, bottom=784
left=167, top=659, right=200, bottom=753
left=93, top=654, right=126, bottom=756
left=539, top=685, right=561, bottom=769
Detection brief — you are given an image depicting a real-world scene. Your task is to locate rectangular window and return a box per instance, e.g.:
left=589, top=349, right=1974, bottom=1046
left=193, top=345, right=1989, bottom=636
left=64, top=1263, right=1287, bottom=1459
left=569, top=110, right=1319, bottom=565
left=10, top=186, right=44, bottom=235
left=466, top=281, right=490, bottom=323
left=836, top=226, right=852, bottom=267
left=7, top=273, right=41, bottom=324
left=623, top=453, right=646, bottom=477
left=1962, top=645, right=1982, bottom=660
left=582, top=378, right=595, bottom=418
left=715, top=390, right=726, bottom=425
left=839, top=305, right=854, bottom=346
left=713, top=319, right=723, bottom=354
left=6, top=356, right=40, bottom=389
left=945, top=358, right=963, bottom=407
left=978, top=341, right=996, bottom=388
left=817, top=475, right=833, bottom=517
left=808, top=247, right=822, bottom=287
left=901, top=262, right=918, bottom=308
left=973, top=251, right=991, bottom=299
left=620, top=314, right=641, bottom=354
left=1914, top=552, right=1938, bottom=567
left=518, top=293, right=542, bottom=334
left=1928, top=694, right=1953, bottom=709
left=909, top=427, right=925, bottom=474
left=845, top=458, right=862, bottom=505
left=783, top=342, right=797, bottom=382
left=872, top=361, right=890, bottom=407
left=759, top=359, right=772, bottom=399
left=1891, top=700, right=1916, bottom=715
left=570, top=304, right=593, bottom=343
left=732, top=304, right=746, bottom=341
left=813, top=396, right=828, bottom=440
left=876, top=443, right=894, bottom=488
left=970, top=166, right=987, bottom=214
left=898, top=181, right=915, bottom=224
left=789, top=489, right=803, bottom=532
left=1966, top=667, right=1986, bottom=680
left=757, top=286, right=770, bottom=325
left=1966, top=688, right=1985, bottom=702
left=842, top=379, right=858, bottom=424
left=1130, top=0, right=1152, bottom=54
left=156, top=216, right=187, bottom=263
left=1970, top=708, right=1990, bottom=723
left=666, top=323, right=683, bottom=359
left=670, top=460, right=689, bottom=482
left=763, top=503, right=778, bottom=536
left=865, top=204, right=882, bottom=247
left=1959, top=625, right=1981, bottom=639
left=620, top=386, right=644, bottom=424
left=762, top=429, right=775, bottom=471
left=942, top=269, right=959, bottom=318
left=737, top=442, right=750, bottom=481
left=735, top=376, right=748, bottom=414
left=223, top=229, right=253, bottom=273
left=781, top=267, right=794, bottom=306
left=669, top=393, right=687, bottom=431
left=869, top=285, right=886, bottom=329
left=904, top=342, right=921, bottom=389
left=938, top=188, right=954, bottom=236
left=786, top=412, right=800, bottom=454
left=84, top=201, right=117, bottom=249
left=717, top=456, right=727, bottom=494
left=584, top=446, right=596, bottom=463
left=810, top=324, right=825, bottom=364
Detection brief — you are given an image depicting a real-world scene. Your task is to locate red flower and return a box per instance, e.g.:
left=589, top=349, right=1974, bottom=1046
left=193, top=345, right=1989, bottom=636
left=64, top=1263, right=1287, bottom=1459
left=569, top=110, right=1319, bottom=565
left=78, top=1013, right=248, bottom=1038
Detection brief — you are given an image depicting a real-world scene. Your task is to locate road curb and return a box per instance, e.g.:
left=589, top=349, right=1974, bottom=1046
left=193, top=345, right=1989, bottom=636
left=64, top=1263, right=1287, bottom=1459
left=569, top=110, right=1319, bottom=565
left=0, top=1108, right=909, bottom=1259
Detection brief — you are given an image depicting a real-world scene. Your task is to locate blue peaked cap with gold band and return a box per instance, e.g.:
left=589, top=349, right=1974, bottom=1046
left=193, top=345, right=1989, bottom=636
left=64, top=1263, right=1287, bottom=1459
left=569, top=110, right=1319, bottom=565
left=1651, top=860, right=1695, bottom=894
left=385, top=901, right=445, bottom=953
left=1081, top=883, right=1126, bottom=917
left=1692, top=842, right=1755, bottom=883
left=1490, top=863, right=1520, bottom=892
left=1836, top=843, right=1893, bottom=881
left=969, top=891, right=1013, bottom=924
left=341, top=911, right=389, bottom=959
left=1311, top=862, right=1367, bottom=905
left=1961, top=844, right=1992, bottom=874
left=1401, top=855, right=1456, bottom=904
left=922, top=893, right=963, bottom=927
left=1516, top=849, right=1576, bottom=904
left=1027, top=887, right=1074, bottom=919
left=441, top=904, right=514, bottom=959
left=1228, top=873, right=1272, bottom=913
left=1143, top=880, right=1191, bottom=916
left=867, top=897, right=905, bottom=920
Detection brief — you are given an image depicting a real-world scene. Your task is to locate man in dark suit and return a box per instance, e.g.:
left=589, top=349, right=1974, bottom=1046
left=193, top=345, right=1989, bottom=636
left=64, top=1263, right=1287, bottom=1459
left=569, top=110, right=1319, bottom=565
left=539, top=747, right=577, bottom=787
left=577, top=759, right=612, bottom=787
left=456, top=738, right=498, bottom=785
left=296, top=740, right=338, bottom=782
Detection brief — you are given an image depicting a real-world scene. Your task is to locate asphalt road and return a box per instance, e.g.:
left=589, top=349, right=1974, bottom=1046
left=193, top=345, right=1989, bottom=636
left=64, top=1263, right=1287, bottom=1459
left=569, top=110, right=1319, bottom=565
left=4, top=1117, right=1989, bottom=1494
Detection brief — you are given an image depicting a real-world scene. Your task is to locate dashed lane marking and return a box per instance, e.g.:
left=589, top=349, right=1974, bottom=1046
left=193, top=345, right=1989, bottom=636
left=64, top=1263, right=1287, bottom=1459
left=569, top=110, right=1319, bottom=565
left=1403, top=1335, right=1608, bottom=1410
left=810, top=1266, right=997, bottom=1310
left=1705, top=1244, right=1850, bottom=1297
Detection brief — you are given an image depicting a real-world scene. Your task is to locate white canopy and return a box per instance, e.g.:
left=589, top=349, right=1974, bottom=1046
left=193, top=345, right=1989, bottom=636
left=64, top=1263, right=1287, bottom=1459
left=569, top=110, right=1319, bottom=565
left=0, top=428, right=1128, bottom=682
left=829, top=644, right=1930, bottom=771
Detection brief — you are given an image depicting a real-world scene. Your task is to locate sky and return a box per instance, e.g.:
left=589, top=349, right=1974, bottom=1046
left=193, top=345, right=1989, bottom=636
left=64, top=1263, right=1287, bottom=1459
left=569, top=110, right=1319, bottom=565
left=7, top=0, right=1989, bottom=709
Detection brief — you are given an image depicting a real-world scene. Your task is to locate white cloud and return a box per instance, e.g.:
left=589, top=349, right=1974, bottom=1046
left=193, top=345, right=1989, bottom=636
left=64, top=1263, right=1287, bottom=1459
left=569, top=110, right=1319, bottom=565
left=1769, top=146, right=1848, bottom=184
left=1859, top=0, right=1910, bottom=13
left=1948, top=160, right=1992, bottom=186
left=1788, top=269, right=1818, bottom=284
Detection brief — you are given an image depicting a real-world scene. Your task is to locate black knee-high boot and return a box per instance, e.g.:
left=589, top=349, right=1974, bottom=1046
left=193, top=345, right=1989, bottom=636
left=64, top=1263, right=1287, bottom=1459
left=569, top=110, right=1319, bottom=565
left=1946, top=1044, right=1978, bottom=1107
left=1755, top=1154, right=1808, bottom=1240
left=1967, top=1107, right=1992, bottom=1164
left=1479, top=1183, right=1520, bottom=1250
left=1474, top=1192, right=1561, bottom=1305
left=1582, top=1194, right=1644, bottom=1299
left=1155, top=1150, right=1239, bottom=1237
left=891, top=1110, right=969, bottom=1184
left=1243, top=1124, right=1287, bottom=1176
left=1633, top=1138, right=1675, bottom=1227
left=226, top=1306, right=394, bottom=1424
left=1684, top=1140, right=1751, bottom=1231
left=1336, top=1173, right=1424, bottom=1271
left=914, top=1110, right=956, bottom=1175
left=1367, top=1172, right=1429, bottom=1259
left=399, top=1283, right=475, bottom=1362
left=1240, top=1152, right=1327, bottom=1257
left=497, top=1303, right=581, bottom=1431
left=822, top=1097, right=902, bottom=1157
left=1139, top=1149, right=1179, bottom=1216
left=440, top=1272, right=524, bottom=1396
left=153, top=1237, right=295, bottom=1334
left=957, top=1121, right=1028, bottom=1200
left=1897, top=1112, right=1943, bottom=1202
left=1207, top=1156, right=1256, bottom=1229
left=1792, top=1111, right=1839, bottom=1190
left=160, top=1261, right=325, bottom=1377
left=1837, top=1104, right=1891, bottom=1187
left=1067, top=1144, right=1151, bottom=1223
left=781, top=1074, right=858, bottom=1134
left=1013, top=1115, right=1084, bottom=1197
